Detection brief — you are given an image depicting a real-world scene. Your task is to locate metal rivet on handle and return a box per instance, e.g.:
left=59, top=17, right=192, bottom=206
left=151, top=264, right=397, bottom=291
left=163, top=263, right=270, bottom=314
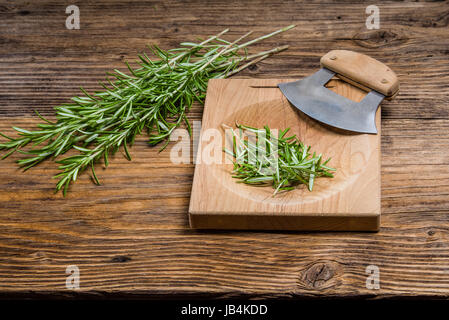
left=381, top=79, right=389, bottom=84
left=329, top=55, right=337, bottom=60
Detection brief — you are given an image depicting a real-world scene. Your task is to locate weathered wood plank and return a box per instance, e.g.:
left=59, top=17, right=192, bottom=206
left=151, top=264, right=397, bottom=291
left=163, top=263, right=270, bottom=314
left=0, top=0, right=448, bottom=298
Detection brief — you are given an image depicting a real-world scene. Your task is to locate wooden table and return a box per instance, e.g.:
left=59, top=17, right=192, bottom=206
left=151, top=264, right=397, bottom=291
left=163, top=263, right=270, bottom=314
left=0, top=0, right=448, bottom=299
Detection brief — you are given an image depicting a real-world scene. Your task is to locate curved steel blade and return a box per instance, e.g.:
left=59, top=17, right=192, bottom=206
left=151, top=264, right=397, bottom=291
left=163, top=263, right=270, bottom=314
left=278, top=68, right=384, bottom=134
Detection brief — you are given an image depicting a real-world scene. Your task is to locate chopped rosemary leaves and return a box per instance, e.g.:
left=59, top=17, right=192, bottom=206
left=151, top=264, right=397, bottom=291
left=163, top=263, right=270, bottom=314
left=223, top=123, right=336, bottom=196
left=0, top=26, right=294, bottom=195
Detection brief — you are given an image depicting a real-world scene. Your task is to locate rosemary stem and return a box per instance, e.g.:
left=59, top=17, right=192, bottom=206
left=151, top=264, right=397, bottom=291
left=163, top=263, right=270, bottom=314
left=224, top=45, right=289, bottom=77
left=233, top=25, right=295, bottom=51
left=197, top=31, right=253, bottom=72
left=213, top=44, right=288, bottom=76
left=167, top=28, right=230, bottom=67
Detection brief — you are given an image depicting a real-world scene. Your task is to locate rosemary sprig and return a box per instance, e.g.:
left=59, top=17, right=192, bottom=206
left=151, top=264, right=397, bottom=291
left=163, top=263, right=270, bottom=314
left=0, top=25, right=295, bottom=195
left=223, top=123, right=336, bottom=196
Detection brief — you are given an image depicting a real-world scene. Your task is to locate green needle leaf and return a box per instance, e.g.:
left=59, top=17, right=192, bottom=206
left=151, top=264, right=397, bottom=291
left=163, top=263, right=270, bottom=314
left=123, top=140, right=132, bottom=161
left=91, top=162, right=100, bottom=185
left=224, top=123, right=335, bottom=196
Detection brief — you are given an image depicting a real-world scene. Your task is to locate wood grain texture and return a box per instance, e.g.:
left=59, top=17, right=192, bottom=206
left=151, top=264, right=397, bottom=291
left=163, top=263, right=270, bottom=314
left=321, top=50, right=399, bottom=97
left=0, top=0, right=448, bottom=299
left=189, top=78, right=381, bottom=231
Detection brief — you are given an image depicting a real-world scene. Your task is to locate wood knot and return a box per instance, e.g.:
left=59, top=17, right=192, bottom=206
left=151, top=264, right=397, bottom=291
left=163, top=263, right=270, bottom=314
left=352, top=28, right=408, bottom=48
left=111, top=255, right=132, bottom=263
left=248, top=64, right=258, bottom=71
left=31, top=251, right=52, bottom=263
left=300, top=261, right=340, bottom=290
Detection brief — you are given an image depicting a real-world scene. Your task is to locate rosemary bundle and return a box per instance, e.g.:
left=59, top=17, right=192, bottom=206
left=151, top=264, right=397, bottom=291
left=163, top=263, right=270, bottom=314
left=0, top=26, right=294, bottom=195
left=223, top=124, right=335, bottom=195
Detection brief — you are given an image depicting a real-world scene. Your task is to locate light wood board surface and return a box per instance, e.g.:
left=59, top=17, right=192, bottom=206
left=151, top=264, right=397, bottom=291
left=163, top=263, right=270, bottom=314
left=189, top=78, right=381, bottom=231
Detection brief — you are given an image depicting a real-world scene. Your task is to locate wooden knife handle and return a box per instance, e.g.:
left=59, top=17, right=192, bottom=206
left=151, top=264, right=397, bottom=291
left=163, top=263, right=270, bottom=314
left=320, top=50, right=399, bottom=98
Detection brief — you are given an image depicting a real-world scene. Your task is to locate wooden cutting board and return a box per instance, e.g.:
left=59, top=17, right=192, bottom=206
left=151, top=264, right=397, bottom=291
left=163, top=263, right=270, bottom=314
left=189, top=78, right=381, bottom=231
